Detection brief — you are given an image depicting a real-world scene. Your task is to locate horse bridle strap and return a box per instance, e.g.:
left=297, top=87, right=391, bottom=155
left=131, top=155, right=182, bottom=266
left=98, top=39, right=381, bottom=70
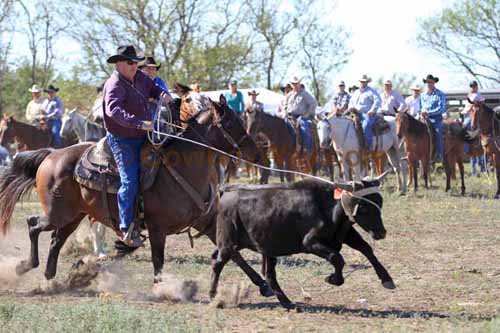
left=215, top=122, right=250, bottom=151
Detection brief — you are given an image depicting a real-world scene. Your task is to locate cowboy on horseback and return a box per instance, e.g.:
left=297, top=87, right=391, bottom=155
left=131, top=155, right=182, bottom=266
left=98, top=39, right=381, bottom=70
left=40, top=84, right=63, bottom=148
left=347, top=74, right=382, bottom=150
left=284, top=76, right=318, bottom=152
left=324, top=80, right=350, bottom=118
left=419, top=74, right=446, bottom=163
left=379, top=80, right=405, bottom=117
left=25, top=84, right=46, bottom=125
left=103, top=45, right=172, bottom=247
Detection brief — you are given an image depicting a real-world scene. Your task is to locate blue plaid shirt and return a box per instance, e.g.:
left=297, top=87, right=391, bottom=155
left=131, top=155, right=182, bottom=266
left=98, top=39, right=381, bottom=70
left=420, top=88, right=446, bottom=118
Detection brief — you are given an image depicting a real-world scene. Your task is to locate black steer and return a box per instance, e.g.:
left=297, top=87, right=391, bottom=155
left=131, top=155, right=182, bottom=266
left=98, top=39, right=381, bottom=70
left=209, top=174, right=395, bottom=309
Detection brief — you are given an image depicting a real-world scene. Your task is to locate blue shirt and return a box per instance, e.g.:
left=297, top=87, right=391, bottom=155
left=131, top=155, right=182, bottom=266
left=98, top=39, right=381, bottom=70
left=42, top=96, right=63, bottom=120
left=420, top=88, right=446, bottom=118
left=153, top=76, right=169, bottom=94
left=223, top=91, right=244, bottom=113
left=348, top=86, right=381, bottom=114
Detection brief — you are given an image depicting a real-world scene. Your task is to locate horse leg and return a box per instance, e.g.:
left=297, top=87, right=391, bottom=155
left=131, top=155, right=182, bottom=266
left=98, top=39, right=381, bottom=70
left=209, top=247, right=232, bottom=300
left=387, top=147, right=405, bottom=194
left=495, top=156, right=500, bottom=199
left=423, top=157, right=429, bottom=189
left=324, top=149, right=334, bottom=181
left=444, top=155, right=451, bottom=193
left=409, top=158, right=418, bottom=192
left=263, top=256, right=294, bottom=309
left=344, top=228, right=395, bottom=289
left=45, top=217, right=83, bottom=280
left=458, top=158, right=465, bottom=195
left=149, top=228, right=167, bottom=283
left=91, top=220, right=106, bottom=258
left=15, top=215, right=50, bottom=276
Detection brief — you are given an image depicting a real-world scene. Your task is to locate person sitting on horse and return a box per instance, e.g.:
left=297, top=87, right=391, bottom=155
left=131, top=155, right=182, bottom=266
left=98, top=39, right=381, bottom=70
left=139, top=56, right=170, bottom=94
left=462, top=91, right=486, bottom=176
left=103, top=45, right=172, bottom=247
left=276, top=83, right=291, bottom=118
left=40, top=84, right=63, bottom=148
left=462, top=80, right=484, bottom=117
left=379, top=80, right=405, bottom=117
left=405, top=85, right=422, bottom=118
left=223, top=79, right=245, bottom=117
left=245, top=90, right=264, bottom=113
left=419, top=74, right=446, bottom=163
left=25, top=84, right=46, bottom=125
left=325, top=80, right=350, bottom=117
left=347, top=74, right=382, bottom=150
left=284, top=76, right=318, bottom=151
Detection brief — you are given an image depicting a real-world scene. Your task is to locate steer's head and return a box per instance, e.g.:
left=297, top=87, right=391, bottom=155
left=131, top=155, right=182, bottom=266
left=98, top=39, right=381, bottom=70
left=334, top=171, right=389, bottom=240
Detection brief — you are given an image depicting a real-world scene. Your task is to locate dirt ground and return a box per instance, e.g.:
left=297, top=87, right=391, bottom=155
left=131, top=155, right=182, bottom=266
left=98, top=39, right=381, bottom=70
left=0, top=172, right=499, bottom=332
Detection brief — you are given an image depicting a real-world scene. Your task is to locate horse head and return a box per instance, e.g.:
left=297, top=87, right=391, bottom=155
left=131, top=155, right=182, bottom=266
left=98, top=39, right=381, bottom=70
left=207, top=94, right=259, bottom=163
left=316, top=116, right=332, bottom=149
left=468, top=99, right=488, bottom=133
left=60, top=109, right=77, bottom=140
left=0, top=116, right=16, bottom=147
left=245, top=102, right=263, bottom=136
left=395, top=111, right=408, bottom=139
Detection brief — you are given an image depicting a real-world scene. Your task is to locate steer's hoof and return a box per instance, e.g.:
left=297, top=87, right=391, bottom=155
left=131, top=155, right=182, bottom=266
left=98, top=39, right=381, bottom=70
left=325, top=274, right=344, bottom=286
left=259, top=282, right=274, bottom=297
left=382, top=280, right=396, bottom=289
left=15, top=260, right=31, bottom=276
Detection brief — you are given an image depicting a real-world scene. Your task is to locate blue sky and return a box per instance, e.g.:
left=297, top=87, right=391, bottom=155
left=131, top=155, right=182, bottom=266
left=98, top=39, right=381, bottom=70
left=6, top=0, right=473, bottom=91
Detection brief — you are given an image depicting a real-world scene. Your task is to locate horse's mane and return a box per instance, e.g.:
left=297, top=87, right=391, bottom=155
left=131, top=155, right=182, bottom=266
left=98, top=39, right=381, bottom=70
left=404, top=113, right=428, bottom=136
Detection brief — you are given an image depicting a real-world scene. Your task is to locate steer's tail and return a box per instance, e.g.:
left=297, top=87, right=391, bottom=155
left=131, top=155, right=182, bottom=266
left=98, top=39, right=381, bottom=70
left=0, top=148, right=53, bottom=234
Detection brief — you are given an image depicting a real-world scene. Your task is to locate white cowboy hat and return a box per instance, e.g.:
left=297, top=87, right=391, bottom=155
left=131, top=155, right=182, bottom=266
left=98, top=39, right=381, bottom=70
left=359, top=74, right=371, bottom=83
left=289, top=75, right=302, bottom=84
left=383, top=79, right=392, bottom=85
left=28, top=84, right=42, bottom=93
left=410, top=85, right=421, bottom=91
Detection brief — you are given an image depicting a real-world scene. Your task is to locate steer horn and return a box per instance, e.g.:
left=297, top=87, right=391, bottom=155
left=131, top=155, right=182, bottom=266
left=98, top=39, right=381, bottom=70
left=375, top=170, right=392, bottom=182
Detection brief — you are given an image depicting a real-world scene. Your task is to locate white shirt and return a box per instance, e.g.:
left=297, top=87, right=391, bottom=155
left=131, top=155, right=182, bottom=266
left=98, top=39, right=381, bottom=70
left=405, top=95, right=421, bottom=118
left=379, top=89, right=405, bottom=115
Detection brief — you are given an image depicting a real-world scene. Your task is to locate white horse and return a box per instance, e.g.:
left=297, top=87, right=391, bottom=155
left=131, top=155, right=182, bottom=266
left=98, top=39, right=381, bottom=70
left=60, top=109, right=107, bottom=258
left=317, top=114, right=407, bottom=194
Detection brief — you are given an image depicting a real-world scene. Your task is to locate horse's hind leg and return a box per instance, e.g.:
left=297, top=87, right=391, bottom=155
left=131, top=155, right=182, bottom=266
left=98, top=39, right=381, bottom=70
left=458, top=159, right=465, bottom=195
left=16, top=215, right=50, bottom=276
left=45, top=216, right=84, bottom=280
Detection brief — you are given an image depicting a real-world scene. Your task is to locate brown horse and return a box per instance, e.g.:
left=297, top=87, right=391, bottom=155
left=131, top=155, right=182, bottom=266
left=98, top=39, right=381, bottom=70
left=0, top=95, right=273, bottom=297
left=470, top=102, right=500, bottom=198
left=396, top=112, right=431, bottom=192
left=0, top=116, right=76, bottom=151
left=442, top=118, right=475, bottom=195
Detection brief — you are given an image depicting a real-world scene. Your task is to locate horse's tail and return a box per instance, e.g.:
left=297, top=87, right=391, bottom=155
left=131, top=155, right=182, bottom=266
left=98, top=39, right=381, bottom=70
left=0, top=148, right=53, bottom=234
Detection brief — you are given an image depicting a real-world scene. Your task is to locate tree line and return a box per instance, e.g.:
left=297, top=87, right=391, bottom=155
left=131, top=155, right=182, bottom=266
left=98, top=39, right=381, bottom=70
left=0, top=0, right=351, bottom=119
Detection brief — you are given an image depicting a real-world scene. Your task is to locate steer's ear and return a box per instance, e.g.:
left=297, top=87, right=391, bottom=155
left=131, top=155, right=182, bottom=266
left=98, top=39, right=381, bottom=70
left=333, top=181, right=354, bottom=192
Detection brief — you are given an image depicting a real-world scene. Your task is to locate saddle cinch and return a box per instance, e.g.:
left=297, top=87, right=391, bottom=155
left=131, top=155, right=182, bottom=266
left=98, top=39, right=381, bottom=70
left=74, top=138, right=161, bottom=194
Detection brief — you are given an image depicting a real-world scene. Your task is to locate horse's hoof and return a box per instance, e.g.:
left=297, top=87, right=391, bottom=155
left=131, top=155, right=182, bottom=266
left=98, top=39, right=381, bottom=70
left=259, top=282, right=274, bottom=297
left=382, top=280, right=396, bottom=289
left=325, top=274, right=344, bottom=286
left=44, top=270, right=55, bottom=280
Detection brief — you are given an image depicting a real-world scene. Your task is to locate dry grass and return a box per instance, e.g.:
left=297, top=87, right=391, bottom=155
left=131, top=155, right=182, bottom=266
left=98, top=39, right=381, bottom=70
left=0, top=170, right=499, bottom=332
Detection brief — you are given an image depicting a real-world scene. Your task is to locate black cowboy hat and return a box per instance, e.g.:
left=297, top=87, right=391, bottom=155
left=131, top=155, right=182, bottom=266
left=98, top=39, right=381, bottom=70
left=44, top=84, right=59, bottom=93
left=280, top=83, right=291, bottom=93
left=247, top=90, right=259, bottom=96
left=138, top=56, right=161, bottom=70
left=107, top=45, right=145, bottom=64
left=422, top=74, right=439, bottom=83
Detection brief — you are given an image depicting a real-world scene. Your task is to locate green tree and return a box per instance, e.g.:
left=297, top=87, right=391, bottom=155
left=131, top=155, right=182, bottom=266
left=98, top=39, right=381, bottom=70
left=417, top=0, right=500, bottom=86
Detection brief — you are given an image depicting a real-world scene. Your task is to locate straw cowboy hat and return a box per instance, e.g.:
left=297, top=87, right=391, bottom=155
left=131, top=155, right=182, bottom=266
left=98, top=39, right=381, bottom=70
left=44, top=84, right=59, bottom=93
left=289, top=75, right=302, bottom=84
left=28, top=84, right=42, bottom=93
left=383, top=79, right=392, bottom=85
left=423, top=74, right=439, bottom=83
left=359, top=74, right=371, bottom=83
left=410, top=85, right=421, bottom=91
left=247, top=90, right=260, bottom=96
left=107, top=45, right=145, bottom=64
left=138, top=56, right=161, bottom=70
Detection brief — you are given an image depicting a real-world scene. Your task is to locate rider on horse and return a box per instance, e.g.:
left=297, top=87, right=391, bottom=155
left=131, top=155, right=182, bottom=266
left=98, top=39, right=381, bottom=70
left=419, top=74, right=446, bottom=163
left=284, top=76, right=318, bottom=151
left=347, top=74, right=382, bottom=150
left=41, top=84, right=63, bottom=148
left=139, top=56, right=170, bottom=94
left=25, top=85, right=46, bottom=125
left=103, top=45, right=172, bottom=247
left=379, top=80, right=406, bottom=116
left=324, top=80, right=350, bottom=118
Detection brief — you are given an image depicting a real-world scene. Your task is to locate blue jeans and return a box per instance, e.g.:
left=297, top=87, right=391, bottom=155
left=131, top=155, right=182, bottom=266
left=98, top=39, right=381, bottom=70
left=298, top=117, right=312, bottom=152
left=428, top=116, right=443, bottom=161
left=50, top=118, right=62, bottom=148
left=471, top=155, right=486, bottom=175
left=361, top=113, right=377, bottom=148
left=106, top=133, right=144, bottom=233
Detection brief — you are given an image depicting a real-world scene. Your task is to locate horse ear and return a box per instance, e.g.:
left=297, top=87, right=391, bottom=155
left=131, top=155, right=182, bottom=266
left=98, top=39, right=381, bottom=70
left=219, top=94, right=227, bottom=105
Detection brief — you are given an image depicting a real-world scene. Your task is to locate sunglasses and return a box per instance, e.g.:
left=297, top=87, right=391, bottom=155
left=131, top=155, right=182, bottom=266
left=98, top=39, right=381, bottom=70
left=122, top=60, right=137, bottom=66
